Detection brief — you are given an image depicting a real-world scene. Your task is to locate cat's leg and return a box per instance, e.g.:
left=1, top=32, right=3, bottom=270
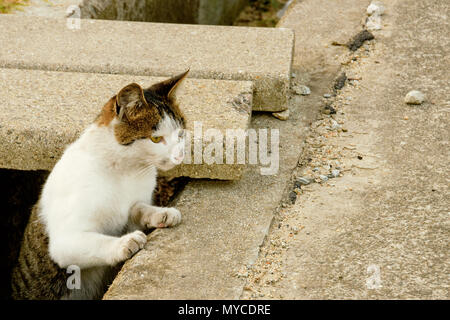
left=129, top=202, right=182, bottom=230
left=49, top=230, right=147, bottom=269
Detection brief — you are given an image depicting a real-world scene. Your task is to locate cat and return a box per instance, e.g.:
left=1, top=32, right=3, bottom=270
left=11, top=70, right=189, bottom=300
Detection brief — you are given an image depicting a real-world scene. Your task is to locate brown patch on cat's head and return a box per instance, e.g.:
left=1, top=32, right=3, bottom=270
left=96, top=70, right=189, bottom=145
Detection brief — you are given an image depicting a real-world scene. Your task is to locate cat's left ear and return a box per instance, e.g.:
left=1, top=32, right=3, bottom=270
left=148, top=69, right=189, bottom=99
left=115, top=83, right=148, bottom=121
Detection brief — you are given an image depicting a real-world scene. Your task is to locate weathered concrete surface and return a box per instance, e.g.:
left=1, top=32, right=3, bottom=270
left=278, top=0, right=370, bottom=84
left=244, top=0, right=449, bottom=299
left=0, top=68, right=252, bottom=180
left=18, top=0, right=248, bottom=26
left=0, top=15, right=293, bottom=111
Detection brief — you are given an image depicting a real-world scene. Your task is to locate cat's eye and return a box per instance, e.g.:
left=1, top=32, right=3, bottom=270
left=151, top=136, right=163, bottom=143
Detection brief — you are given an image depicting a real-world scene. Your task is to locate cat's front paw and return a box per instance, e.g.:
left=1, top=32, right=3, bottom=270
left=116, top=230, right=147, bottom=262
left=143, top=207, right=182, bottom=229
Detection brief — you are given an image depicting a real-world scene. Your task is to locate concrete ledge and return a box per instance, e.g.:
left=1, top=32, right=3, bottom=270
left=0, top=68, right=252, bottom=180
left=0, top=15, right=293, bottom=111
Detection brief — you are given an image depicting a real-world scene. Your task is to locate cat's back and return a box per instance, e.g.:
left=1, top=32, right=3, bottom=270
left=11, top=204, right=69, bottom=300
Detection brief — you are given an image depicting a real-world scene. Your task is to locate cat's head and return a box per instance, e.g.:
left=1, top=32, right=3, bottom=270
left=97, top=70, right=189, bottom=171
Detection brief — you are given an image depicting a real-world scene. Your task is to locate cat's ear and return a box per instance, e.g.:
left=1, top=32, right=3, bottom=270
left=115, top=83, right=148, bottom=121
left=148, top=69, right=189, bottom=99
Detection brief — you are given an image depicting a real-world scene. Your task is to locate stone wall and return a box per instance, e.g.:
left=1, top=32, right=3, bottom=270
left=79, top=0, right=248, bottom=25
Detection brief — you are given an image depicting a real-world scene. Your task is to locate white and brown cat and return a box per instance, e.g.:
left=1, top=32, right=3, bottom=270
left=11, top=71, right=189, bottom=300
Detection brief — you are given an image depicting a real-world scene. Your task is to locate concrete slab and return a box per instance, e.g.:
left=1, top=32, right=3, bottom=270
left=0, top=15, right=293, bottom=111
left=278, top=0, right=370, bottom=78
left=0, top=68, right=252, bottom=180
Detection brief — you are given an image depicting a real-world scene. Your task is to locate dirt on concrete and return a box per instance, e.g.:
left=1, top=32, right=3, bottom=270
left=242, top=0, right=449, bottom=299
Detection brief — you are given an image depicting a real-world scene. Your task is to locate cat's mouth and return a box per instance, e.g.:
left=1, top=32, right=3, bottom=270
left=157, top=159, right=177, bottom=171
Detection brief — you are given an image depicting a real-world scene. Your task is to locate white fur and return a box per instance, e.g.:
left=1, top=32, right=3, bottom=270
left=40, top=116, right=184, bottom=299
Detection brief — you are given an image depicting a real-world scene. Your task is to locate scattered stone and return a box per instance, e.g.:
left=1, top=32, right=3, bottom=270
left=404, top=90, right=426, bottom=105
left=319, top=175, right=329, bottom=182
left=323, top=105, right=337, bottom=115
left=272, top=109, right=290, bottom=120
left=367, top=1, right=385, bottom=16
left=357, top=155, right=363, bottom=160
left=289, top=191, right=297, bottom=204
left=291, top=72, right=297, bottom=78
left=313, top=167, right=319, bottom=172
left=330, top=119, right=341, bottom=131
left=291, top=226, right=299, bottom=235
left=347, top=30, right=375, bottom=51
left=294, top=177, right=312, bottom=187
left=324, top=93, right=332, bottom=98
left=293, top=84, right=311, bottom=95
left=366, top=15, right=382, bottom=31
left=329, top=169, right=340, bottom=178
left=334, top=73, right=347, bottom=91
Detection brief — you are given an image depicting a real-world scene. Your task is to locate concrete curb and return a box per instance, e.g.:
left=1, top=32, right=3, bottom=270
left=0, top=15, right=293, bottom=111
left=0, top=68, right=252, bottom=180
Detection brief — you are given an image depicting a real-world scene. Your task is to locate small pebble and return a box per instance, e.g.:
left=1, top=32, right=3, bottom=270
left=366, top=15, right=382, bottom=30
left=322, top=105, right=337, bottom=115
left=324, top=93, right=332, bottom=98
left=334, top=73, right=347, bottom=91
left=289, top=191, right=297, bottom=204
left=330, top=119, right=341, bottom=130
left=405, top=90, right=426, bottom=105
left=294, top=177, right=312, bottom=187
left=367, top=1, right=385, bottom=16
left=293, top=84, right=311, bottom=95
left=313, top=167, right=319, bottom=172
left=330, top=169, right=340, bottom=178
left=272, top=109, right=290, bottom=120
left=319, top=175, right=329, bottom=182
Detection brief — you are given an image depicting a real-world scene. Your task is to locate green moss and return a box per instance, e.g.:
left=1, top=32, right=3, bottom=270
left=0, top=0, right=29, bottom=14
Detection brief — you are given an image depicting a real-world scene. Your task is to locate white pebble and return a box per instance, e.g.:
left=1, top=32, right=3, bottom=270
left=272, top=109, right=290, bottom=121
left=367, top=1, right=385, bottom=16
left=366, top=15, right=382, bottom=30
left=405, top=90, right=426, bottom=105
left=293, top=84, right=311, bottom=95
